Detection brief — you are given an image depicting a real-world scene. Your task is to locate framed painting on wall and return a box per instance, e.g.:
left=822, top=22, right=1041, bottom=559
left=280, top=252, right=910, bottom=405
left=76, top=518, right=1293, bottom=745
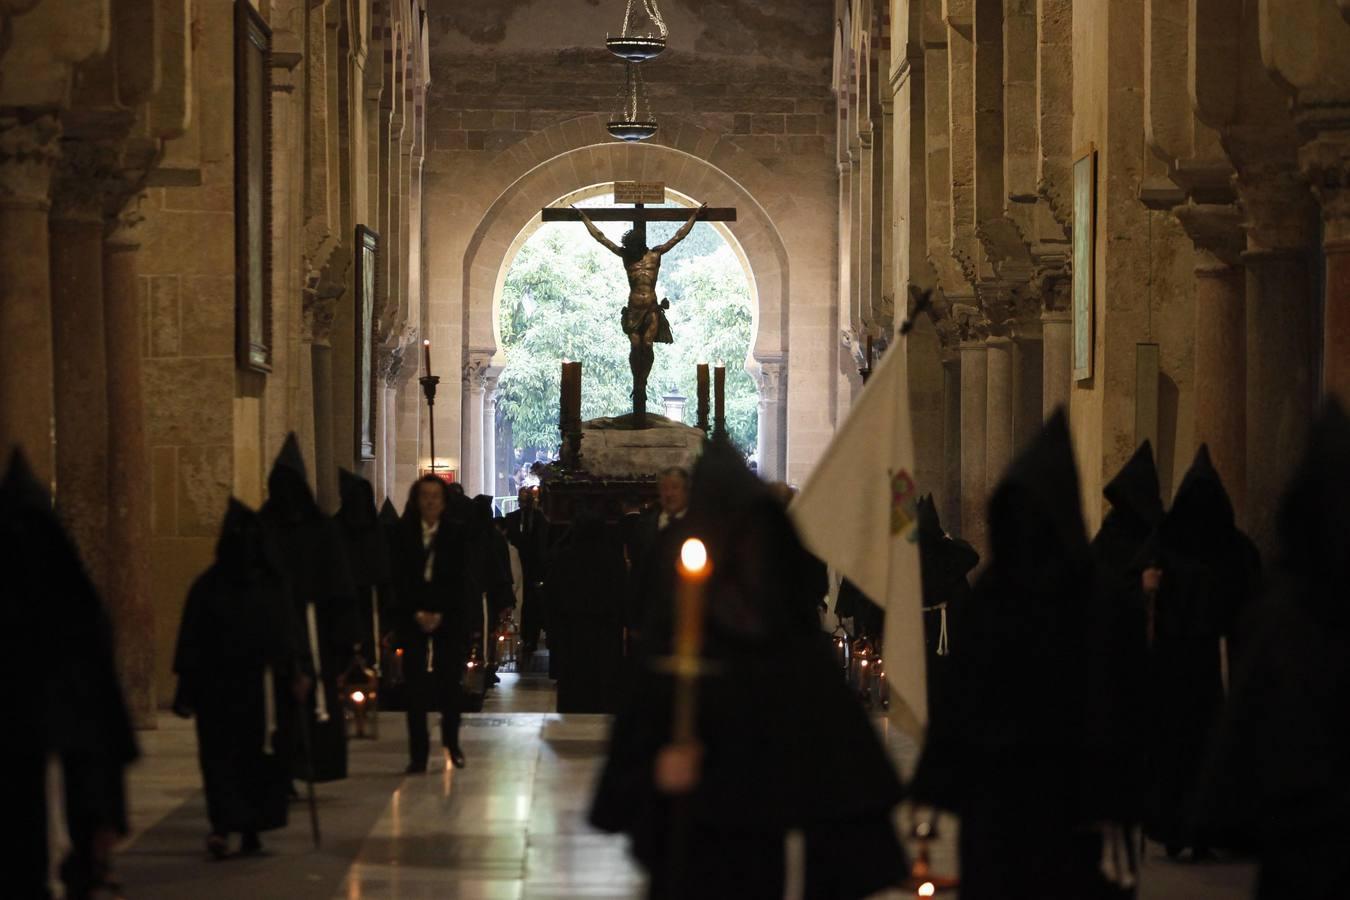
left=1072, top=144, right=1097, bottom=382
left=234, top=0, right=273, bottom=373
left=355, top=225, right=379, bottom=461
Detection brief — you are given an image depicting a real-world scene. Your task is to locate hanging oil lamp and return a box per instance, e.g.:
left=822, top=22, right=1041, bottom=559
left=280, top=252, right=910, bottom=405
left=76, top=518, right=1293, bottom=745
left=606, top=0, right=669, bottom=62
left=608, top=62, right=658, bottom=142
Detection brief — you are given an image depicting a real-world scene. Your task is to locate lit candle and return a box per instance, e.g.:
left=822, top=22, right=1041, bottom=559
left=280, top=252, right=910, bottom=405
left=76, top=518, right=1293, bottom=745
left=671, top=538, right=711, bottom=743
left=423, top=339, right=432, bottom=377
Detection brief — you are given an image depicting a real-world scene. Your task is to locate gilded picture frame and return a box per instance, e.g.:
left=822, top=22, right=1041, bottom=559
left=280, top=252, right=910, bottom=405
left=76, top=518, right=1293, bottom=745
left=234, top=0, right=273, bottom=373
left=355, top=225, right=379, bottom=461
left=1072, top=144, right=1097, bottom=382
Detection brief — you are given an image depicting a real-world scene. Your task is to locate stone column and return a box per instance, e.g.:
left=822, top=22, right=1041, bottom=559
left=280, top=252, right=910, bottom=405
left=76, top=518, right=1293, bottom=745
left=985, top=336, right=1015, bottom=488
left=482, top=373, right=499, bottom=498
left=103, top=199, right=156, bottom=727
left=942, top=356, right=963, bottom=536
left=49, top=140, right=116, bottom=591
left=305, top=294, right=340, bottom=513
left=1012, top=331, right=1044, bottom=452
left=1192, top=250, right=1247, bottom=518
left=1239, top=174, right=1320, bottom=557
left=462, top=355, right=488, bottom=495
left=1041, top=308, right=1071, bottom=417
left=0, top=114, right=60, bottom=485
left=1302, top=137, right=1350, bottom=403
left=755, top=360, right=785, bottom=482
left=959, top=340, right=988, bottom=554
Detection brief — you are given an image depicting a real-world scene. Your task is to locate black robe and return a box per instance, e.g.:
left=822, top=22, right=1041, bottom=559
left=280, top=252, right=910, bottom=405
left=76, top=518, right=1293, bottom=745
left=1082, top=441, right=1164, bottom=826
left=1139, top=444, right=1260, bottom=849
left=174, top=500, right=302, bottom=836
left=592, top=441, right=906, bottom=900
left=335, top=470, right=393, bottom=668
left=259, top=434, right=358, bottom=783
left=1196, top=400, right=1350, bottom=896
left=910, top=410, right=1113, bottom=899
left=546, top=515, right=627, bottom=713
left=4, top=451, right=138, bottom=899
left=915, top=494, right=978, bottom=712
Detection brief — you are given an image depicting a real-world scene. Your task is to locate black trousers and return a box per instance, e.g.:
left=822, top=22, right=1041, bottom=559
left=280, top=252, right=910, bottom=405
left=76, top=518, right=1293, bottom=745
left=519, top=580, right=546, bottom=653
left=402, top=635, right=464, bottom=766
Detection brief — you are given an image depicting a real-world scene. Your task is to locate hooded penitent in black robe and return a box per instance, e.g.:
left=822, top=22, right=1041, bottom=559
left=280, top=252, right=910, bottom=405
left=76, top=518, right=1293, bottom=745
left=1196, top=400, right=1350, bottom=896
left=4, top=451, right=138, bottom=899
left=910, top=410, right=1114, bottom=899
left=174, top=500, right=303, bottom=842
left=546, top=511, right=626, bottom=713
left=1082, top=441, right=1164, bottom=833
left=259, top=434, right=358, bottom=783
left=591, top=441, right=907, bottom=900
left=1139, top=444, right=1260, bottom=853
left=392, top=478, right=476, bottom=768
left=915, top=494, right=978, bottom=711
left=335, top=470, right=393, bottom=669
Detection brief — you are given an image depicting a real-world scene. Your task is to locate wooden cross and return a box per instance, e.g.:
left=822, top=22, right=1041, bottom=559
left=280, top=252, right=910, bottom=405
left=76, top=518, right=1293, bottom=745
left=540, top=182, right=737, bottom=242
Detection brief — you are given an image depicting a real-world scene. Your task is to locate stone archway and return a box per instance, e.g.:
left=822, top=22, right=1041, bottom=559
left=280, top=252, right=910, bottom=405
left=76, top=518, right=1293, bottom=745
left=457, top=117, right=793, bottom=492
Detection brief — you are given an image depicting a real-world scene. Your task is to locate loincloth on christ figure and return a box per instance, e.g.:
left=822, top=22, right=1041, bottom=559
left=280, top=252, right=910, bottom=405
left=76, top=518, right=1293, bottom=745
left=621, top=299, right=673, bottom=345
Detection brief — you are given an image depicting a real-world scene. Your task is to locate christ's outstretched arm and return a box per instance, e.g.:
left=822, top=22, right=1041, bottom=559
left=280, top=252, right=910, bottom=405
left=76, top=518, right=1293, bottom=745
left=572, top=206, right=623, bottom=256
left=653, top=203, right=707, bottom=254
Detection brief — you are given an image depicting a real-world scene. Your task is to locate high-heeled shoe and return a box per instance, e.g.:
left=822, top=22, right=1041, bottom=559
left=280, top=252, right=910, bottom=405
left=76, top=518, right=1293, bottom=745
left=448, top=746, right=466, bottom=769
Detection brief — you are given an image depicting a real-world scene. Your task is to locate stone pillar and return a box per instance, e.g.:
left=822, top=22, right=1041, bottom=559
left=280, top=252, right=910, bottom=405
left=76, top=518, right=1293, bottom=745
left=49, top=141, right=115, bottom=591
left=463, top=355, right=488, bottom=495
left=0, top=115, right=60, bottom=485
left=1192, top=251, right=1247, bottom=518
left=306, top=295, right=340, bottom=513
left=1012, top=332, right=1044, bottom=452
left=1239, top=175, right=1320, bottom=557
left=959, top=340, right=988, bottom=554
left=985, top=336, right=1015, bottom=487
left=482, top=373, right=499, bottom=498
left=755, top=360, right=785, bottom=482
left=942, top=356, right=963, bottom=536
left=1041, top=308, right=1071, bottom=417
left=103, top=200, right=156, bottom=727
left=1302, top=138, right=1350, bottom=404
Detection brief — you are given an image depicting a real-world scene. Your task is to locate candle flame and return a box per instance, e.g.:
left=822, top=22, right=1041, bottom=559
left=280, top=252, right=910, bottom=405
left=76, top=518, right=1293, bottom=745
left=680, top=538, right=708, bottom=575
left=918, top=883, right=936, bottom=898
left=351, top=691, right=365, bottom=704
left=423, top=339, right=430, bottom=346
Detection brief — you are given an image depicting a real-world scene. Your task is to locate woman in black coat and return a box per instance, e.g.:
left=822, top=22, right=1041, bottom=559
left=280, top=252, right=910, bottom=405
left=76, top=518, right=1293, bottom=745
left=392, top=475, right=476, bottom=772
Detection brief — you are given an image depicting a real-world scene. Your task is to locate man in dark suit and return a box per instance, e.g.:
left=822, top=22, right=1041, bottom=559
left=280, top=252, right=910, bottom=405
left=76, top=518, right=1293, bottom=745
left=626, top=467, right=691, bottom=654
left=504, top=486, right=548, bottom=664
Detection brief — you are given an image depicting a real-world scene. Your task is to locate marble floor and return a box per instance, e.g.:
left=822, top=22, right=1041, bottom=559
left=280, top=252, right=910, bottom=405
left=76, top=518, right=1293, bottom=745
left=114, top=673, right=1256, bottom=899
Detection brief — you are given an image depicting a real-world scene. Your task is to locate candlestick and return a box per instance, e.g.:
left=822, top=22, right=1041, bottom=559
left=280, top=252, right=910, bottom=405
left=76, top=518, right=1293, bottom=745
left=672, top=538, right=711, bottom=743
left=695, top=363, right=710, bottom=433
left=423, top=339, right=432, bottom=377
left=713, top=364, right=727, bottom=440
left=559, top=359, right=569, bottom=429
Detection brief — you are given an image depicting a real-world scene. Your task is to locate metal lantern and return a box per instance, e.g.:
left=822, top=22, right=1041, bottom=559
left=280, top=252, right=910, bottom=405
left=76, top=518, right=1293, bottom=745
left=606, top=0, right=669, bottom=62
left=608, top=62, right=658, bottom=142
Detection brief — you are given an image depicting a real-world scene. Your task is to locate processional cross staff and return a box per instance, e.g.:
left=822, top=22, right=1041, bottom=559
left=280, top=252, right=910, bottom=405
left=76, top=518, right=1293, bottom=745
left=541, top=187, right=737, bottom=425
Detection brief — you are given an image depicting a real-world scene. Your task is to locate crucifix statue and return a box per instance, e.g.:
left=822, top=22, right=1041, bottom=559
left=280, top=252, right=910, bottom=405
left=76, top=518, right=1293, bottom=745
left=541, top=187, right=737, bottom=425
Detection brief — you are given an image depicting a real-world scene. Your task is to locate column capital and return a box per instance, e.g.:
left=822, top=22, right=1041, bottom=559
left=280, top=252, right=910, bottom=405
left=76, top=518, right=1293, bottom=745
left=0, top=113, right=61, bottom=210
left=1235, top=165, right=1320, bottom=255
left=105, top=190, right=150, bottom=252
left=951, top=301, right=990, bottom=344
left=1173, top=201, right=1245, bottom=268
left=1298, top=129, right=1350, bottom=245
left=463, top=352, right=493, bottom=391
left=302, top=292, right=340, bottom=346
left=753, top=357, right=785, bottom=404
left=50, top=137, right=124, bottom=224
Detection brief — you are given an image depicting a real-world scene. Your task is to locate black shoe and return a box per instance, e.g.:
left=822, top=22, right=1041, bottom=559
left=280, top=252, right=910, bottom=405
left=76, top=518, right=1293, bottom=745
left=405, top=761, right=428, bottom=774
left=448, top=746, right=466, bottom=769
left=240, top=831, right=262, bottom=855
left=206, top=833, right=228, bottom=861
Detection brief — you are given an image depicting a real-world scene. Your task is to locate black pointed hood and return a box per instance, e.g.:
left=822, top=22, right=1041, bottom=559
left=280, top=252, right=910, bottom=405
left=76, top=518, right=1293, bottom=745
left=214, top=498, right=280, bottom=582
left=1103, top=439, right=1163, bottom=531
left=916, top=493, right=979, bottom=605
left=1276, top=398, right=1350, bottom=591
left=986, top=408, right=1088, bottom=573
left=916, top=494, right=943, bottom=541
left=336, top=469, right=378, bottom=529
left=1158, top=444, right=1235, bottom=559
left=264, top=433, right=319, bottom=521
left=378, top=498, right=399, bottom=529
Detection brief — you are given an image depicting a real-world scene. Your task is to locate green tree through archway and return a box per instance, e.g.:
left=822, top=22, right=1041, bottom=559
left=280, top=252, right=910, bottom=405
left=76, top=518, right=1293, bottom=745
left=497, top=196, right=758, bottom=461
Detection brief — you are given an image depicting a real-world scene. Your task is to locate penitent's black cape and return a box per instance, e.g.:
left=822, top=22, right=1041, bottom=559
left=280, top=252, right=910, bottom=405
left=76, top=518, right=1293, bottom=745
left=1196, top=400, right=1350, bottom=896
left=5, top=450, right=139, bottom=894
left=909, top=410, right=1110, bottom=899
left=174, top=499, right=302, bottom=834
left=547, top=512, right=626, bottom=713
left=335, top=469, right=392, bottom=664
left=259, top=434, right=358, bottom=782
left=1082, top=441, right=1164, bottom=824
left=1138, top=444, right=1261, bottom=849
left=591, top=441, right=906, bottom=900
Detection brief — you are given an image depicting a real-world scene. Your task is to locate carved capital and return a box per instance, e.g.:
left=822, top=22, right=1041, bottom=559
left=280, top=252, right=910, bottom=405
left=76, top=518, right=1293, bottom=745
left=951, top=302, right=990, bottom=344
left=1173, top=202, right=1245, bottom=268
left=0, top=113, right=61, bottom=209
left=51, top=137, right=124, bottom=223
left=302, top=291, right=339, bottom=345
left=1298, top=129, right=1350, bottom=244
left=1235, top=165, right=1320, bottom=255
left=754, top=359, right=785, bottom=404
left=1030, top=250, right=1072, bottom=314
left=463, top=353, right=491, bottom=391
left=106, top=190, right=149, bottom=251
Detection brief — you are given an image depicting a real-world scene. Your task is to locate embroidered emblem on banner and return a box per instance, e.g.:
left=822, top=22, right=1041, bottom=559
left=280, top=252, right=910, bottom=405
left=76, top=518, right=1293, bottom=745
left=889, top=468, right=918, bottom=540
